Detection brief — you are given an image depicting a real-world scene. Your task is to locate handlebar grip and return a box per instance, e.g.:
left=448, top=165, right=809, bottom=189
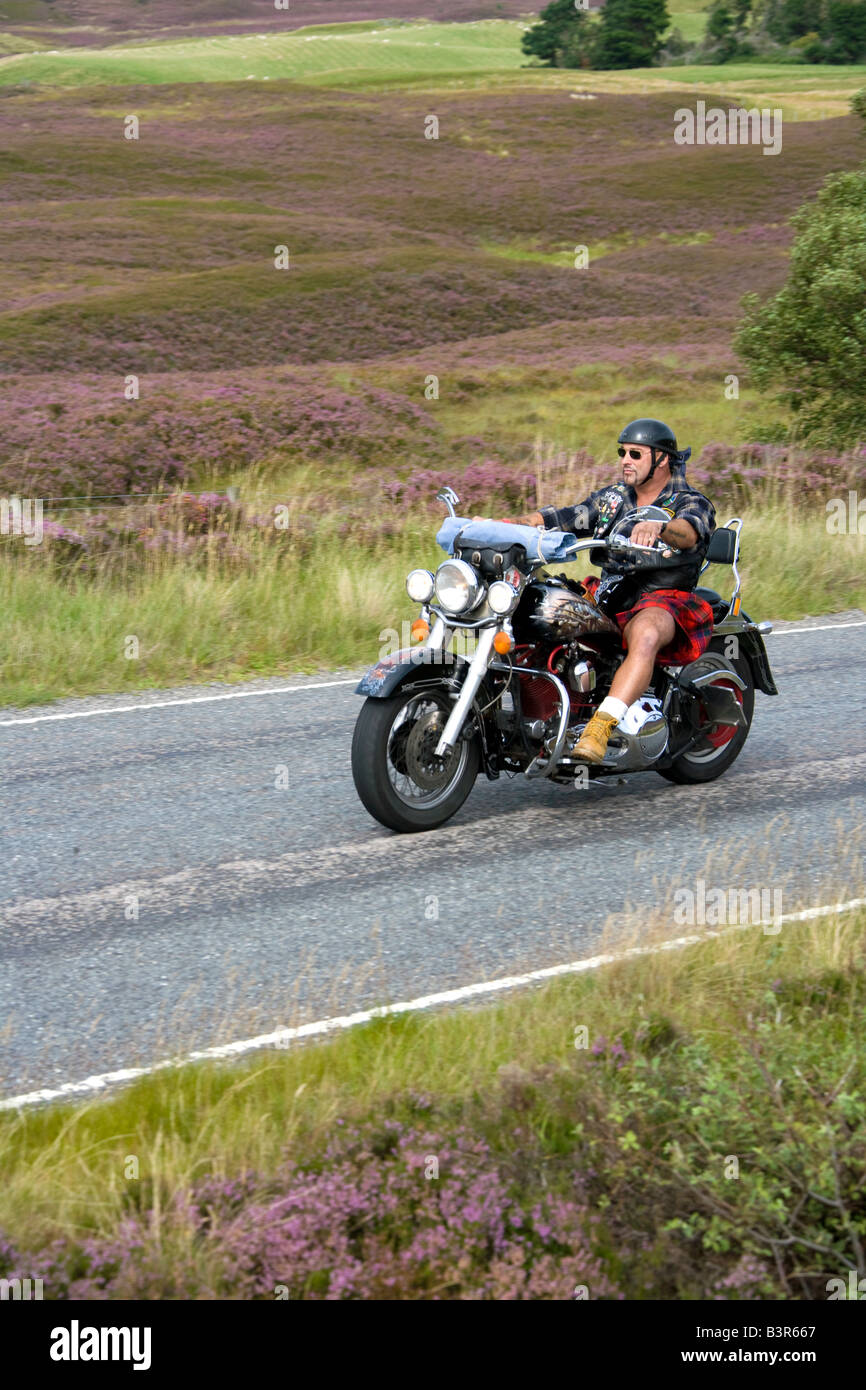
left=608, top=540, right=682, bottom=567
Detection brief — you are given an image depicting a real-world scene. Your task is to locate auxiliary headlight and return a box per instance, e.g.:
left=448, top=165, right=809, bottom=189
left=434, top=558, right=482, bottom=615
left=406, top=568, right=435, bottom=603
left=487, top=579, right=518, bottom=616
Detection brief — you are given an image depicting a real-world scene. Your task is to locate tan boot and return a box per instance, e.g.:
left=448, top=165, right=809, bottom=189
left=572, top=710, right=620, bottom=765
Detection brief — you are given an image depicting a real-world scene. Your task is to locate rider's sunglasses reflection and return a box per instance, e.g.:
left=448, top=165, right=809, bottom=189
left=617, top=447, right=644, bottom=460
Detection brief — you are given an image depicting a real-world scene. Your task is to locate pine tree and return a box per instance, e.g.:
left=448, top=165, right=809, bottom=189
left=521, top=0, right=588, bottom=66
left=591, top=0, right=671, bottom=69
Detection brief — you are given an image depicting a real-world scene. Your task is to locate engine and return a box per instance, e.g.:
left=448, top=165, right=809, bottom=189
left=558, top=695, right=669, bottom=773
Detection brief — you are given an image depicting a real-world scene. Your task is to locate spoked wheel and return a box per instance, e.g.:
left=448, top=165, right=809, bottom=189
left=352, top=686, right=481, bottom=832
left=658, top=653, right=755, bottom=785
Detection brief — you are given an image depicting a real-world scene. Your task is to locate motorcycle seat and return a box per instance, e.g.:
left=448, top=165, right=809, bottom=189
left=694, top=586, right=730, bottom=623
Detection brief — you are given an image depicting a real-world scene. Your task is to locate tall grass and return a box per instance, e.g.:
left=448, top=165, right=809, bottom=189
left=0, top=510, right=435, bottom=705
left=2, top=469, right=863, bottom=707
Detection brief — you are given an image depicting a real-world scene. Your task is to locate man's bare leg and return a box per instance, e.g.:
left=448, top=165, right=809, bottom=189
left=608, top=608, right=676, bottom=707
left=573, top=607, right=676, bottom=763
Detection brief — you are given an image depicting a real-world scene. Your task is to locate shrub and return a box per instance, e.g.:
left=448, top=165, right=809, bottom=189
left=0, top=1123, right=621, bottom=1300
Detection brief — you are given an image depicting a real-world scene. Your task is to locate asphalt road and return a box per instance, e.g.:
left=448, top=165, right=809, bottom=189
left=1, top=611, right=865, bottom=1101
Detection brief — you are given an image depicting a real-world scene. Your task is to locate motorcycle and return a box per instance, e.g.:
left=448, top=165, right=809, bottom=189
left=351, top=487, right=778, bottom=833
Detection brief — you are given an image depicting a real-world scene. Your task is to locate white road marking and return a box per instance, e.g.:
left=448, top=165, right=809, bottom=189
left=767, top=620, right=866, bottom=636
left=0, top=677, right=360, bottom=727
left=2, top=895, right=863, bottom=1112
left=0, top=618, right=863, bottom=729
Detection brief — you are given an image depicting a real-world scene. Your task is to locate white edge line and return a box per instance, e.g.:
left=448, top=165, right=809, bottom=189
left=0, top=619, right=864, bottom=728
left=2, top=895, right=863, bottom=1113
left=768, top=620, right=866, bottom=636
left=0, top=677, right=360, bottom=726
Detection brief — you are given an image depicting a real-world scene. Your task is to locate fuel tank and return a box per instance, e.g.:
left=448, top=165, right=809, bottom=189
left=512, top=576, right=621, bottom=646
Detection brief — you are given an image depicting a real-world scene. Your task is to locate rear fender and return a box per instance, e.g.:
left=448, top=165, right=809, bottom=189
left=711, top=627, right=778, bottom=696
left=740, top=627, right=778, bottom=696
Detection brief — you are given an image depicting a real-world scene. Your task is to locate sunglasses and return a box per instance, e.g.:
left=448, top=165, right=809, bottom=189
left=617, top=447, right=644, bottom=460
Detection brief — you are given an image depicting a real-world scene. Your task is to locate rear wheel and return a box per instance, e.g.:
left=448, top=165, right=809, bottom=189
left=658, top=653, right=755, bottom=785
left=352, top=685, right=481, bottom=832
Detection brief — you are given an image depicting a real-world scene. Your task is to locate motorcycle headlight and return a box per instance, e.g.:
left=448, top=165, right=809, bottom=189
left=488, top=579, right=518, bottom=616
left=406, top=569, right=435, bottom=603
left=434, top=558, right=482, bottom=615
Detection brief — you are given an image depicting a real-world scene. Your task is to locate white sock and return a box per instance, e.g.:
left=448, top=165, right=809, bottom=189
left=599, top=696, right=628, bottom=723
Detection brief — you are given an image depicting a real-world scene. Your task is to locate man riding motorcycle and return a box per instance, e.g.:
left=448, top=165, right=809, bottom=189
left=504, top=418, right=716, bottom=765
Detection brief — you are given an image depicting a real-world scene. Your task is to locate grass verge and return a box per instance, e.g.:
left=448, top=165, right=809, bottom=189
left=1, top=482, right=863, bottom=708
left=1, top=897, right=863, bottom=1298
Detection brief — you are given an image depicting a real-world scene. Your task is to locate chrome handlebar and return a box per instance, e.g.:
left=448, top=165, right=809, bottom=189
left=560, top=534, right=677, bottom=563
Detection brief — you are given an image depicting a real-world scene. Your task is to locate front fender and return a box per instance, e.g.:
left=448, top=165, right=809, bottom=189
left=355, top=647, right=465, bottom=698
left=355, top=646, right=507, bottom=783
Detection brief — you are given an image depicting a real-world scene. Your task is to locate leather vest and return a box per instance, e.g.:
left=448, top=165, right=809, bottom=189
left=588, top=483, right=709, bottom=614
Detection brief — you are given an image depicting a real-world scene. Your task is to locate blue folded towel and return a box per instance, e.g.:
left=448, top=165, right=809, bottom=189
left=436, top=516, right=578, bottom=565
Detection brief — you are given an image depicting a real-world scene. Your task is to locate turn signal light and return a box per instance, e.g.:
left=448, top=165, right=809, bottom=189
left=410, top=618, right=430, bottom=642
left=493, top=630, right=512, bottom=654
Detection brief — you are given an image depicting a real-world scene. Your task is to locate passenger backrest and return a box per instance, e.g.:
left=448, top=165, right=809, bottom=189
left=705, top=526, right=737, bottom=565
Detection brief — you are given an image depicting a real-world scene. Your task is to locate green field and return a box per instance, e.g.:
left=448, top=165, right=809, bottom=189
left=0, top=30, right=43, bottom=55
left=2, top=491, right=864, bottom=708
left=0, top=18, right=531, bottom=87
left=666, top=1, right=711, bottom=43
left=0, top=17, right=863, bottom=119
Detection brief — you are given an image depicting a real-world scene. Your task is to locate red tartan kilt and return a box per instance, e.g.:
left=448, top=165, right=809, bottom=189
left=581, top=576, right=714, bottom=666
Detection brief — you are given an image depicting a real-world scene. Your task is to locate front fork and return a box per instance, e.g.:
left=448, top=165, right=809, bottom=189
left=425, top=613, right=449, bottom=656
left=431, top=622, right=571, bottom=781
left=433, top=625, right=497, bottom=757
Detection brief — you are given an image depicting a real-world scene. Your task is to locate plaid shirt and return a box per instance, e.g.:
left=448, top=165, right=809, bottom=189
left=539, top=464, right=715, bottom=546
left=538, top=463, right=716, bottom=600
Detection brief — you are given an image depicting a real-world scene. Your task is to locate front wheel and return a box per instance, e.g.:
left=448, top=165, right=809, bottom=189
left=352, top=685, right=481, bottom=832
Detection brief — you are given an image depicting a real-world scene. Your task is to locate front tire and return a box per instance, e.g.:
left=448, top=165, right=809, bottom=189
left=352, top=685, right=481, bottom=832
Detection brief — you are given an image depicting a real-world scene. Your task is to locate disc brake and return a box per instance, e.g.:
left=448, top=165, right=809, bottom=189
left=404, top=710, right=457, bottom=790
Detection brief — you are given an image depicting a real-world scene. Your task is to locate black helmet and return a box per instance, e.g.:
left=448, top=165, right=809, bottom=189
left=618, top=417, right=677, bottom=452
left=617, top=418, right=680, bottom=478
